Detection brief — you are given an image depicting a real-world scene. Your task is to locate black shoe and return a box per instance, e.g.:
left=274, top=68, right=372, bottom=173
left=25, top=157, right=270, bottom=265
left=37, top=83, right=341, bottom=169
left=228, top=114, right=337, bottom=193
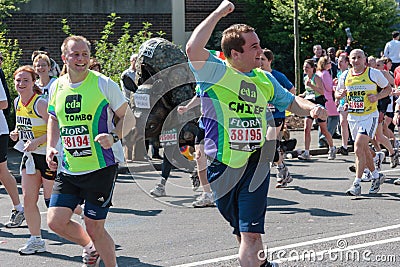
left=332, top=133, right=342, bottom=139
left=152, top=154, right=163, bottom=160
left=338, top=146, right=349, bottom=155
left=349, top=165, right=356, bottom=173
left=319, top=138, right=329, bottom=148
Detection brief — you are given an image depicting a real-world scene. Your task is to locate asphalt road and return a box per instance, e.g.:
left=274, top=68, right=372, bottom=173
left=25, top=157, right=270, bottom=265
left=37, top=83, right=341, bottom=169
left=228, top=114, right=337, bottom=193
left=1, top=130, right=400, bottom=267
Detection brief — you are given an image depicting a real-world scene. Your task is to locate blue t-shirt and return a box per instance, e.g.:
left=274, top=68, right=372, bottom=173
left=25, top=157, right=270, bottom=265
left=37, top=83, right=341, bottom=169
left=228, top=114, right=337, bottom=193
left=270, top=69, right=294, bottom=119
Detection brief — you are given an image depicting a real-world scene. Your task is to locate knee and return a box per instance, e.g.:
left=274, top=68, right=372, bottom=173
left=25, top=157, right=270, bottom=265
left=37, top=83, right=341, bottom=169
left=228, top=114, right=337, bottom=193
left=47, top=215, right=64, bottom=233
left=241, top=232, right=261, bottom=244
left=23, top=193, right=38, bottom=208
left=47, top=210, right=68, bottom=233
left=85, top=220, right=105, bottom=241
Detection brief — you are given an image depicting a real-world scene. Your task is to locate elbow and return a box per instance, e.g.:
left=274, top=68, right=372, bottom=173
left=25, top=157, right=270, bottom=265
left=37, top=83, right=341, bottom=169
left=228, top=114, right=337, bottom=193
left=0, top=101, right=7, bottom=110
left=186, top=42, right=193, bottom=57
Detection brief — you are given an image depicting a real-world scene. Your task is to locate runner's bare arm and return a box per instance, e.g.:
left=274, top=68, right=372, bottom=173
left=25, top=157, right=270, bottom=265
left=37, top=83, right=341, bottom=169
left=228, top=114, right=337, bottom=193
left=177, top=95, right=200, bottom=114
left=46, top=114, right=60, bottom=171
left=287, top=96, right=328, bottom=120
left=186, top=0, right=234, bottom=70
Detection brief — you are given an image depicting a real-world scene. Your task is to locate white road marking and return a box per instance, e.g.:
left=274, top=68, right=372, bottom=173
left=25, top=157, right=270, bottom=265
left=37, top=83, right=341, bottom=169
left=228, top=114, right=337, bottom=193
left=171, top=223, right=400, bottom=267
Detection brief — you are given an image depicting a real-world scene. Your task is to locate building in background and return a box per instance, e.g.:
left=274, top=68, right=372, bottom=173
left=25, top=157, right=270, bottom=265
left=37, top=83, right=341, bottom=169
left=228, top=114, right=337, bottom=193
left=5, top=0, right=245, bottom=66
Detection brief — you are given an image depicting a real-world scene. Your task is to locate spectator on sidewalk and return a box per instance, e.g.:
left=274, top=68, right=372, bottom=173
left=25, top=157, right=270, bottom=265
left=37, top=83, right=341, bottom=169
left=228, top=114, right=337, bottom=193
left=384, top=31, right=400, bottom=72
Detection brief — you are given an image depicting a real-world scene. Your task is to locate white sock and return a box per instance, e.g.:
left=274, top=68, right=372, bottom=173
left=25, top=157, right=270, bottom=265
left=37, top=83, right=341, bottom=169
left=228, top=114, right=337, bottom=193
left=14, top=204, right=23, bottom=212
left=278, top=163, right=284, bottom=168
left=371, top=169, right=379, bottom=179
left=83, top=241, right=96, bottom=253
left=30, top=235, right=41, bottom=241
left=354, top=178, right=361, bottom=184
left=304, top=150, right=309, bottom=155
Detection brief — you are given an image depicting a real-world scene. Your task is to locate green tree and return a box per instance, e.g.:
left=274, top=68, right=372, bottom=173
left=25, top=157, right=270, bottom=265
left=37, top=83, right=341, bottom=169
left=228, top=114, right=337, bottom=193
left=1, top=31, right=23, bottom=131
left=0, top=0, right=29, bottom=130
left=0, top=0, right=29, bottom=31
left=62, top=13, right=165, bottom=83
left=238, top=0, right=400, bottom=87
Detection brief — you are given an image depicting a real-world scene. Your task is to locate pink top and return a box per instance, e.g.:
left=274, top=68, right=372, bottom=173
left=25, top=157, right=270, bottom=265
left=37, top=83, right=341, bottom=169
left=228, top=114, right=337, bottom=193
left=317, top=69, right=339, bottom=116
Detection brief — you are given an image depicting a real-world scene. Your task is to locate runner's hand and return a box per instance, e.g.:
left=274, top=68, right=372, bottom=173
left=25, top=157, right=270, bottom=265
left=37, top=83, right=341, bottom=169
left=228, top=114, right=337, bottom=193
left=310, top=105, right=327, bottom=120
left=94, top=133, right=114, bottom=149
left=23, top=139, right=39, bottom=152
left=367, top=94, right=378, bottom=103
left=177, top=106, right=188, bottom=115
left=46, top=147, right=59, bottom=171
left=9, top=130, right=18, bottom=142
left=214, top=0, right=235, bottom=17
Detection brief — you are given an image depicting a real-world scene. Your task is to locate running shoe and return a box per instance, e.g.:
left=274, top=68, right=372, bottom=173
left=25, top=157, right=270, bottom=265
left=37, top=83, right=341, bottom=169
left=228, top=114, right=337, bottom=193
left=361, top=169, right=372, bottom=182
left=394, top=178, right=400, bottom=185
left=18, top=238, right=46, bottom=255
left=82, top=250, right=101, bottom=267
left=276, top=175, right=293, bottom=188
left=190, top=173, right=200, bottom=191
left=328, top=146, right=337, bottom=160
left=298, top=151, right=310, bottom=160
left=346, top=183, right=361, bottom=196
left=276, top=165, right=293, bottom=188
left=374, top=151, right=385, bottom=171
left=337, top=146, right=349, bottom=156
left=150, top=184, right=166, bottom=197
left=192, top=192, right=215, bottom=208
left=276, top=164, right=288, bottom=182
left=390, top=151, right=399, bottom=168
left=5, top=209, right=25, bottom=228
left=369, top=173, right=386, bottom=194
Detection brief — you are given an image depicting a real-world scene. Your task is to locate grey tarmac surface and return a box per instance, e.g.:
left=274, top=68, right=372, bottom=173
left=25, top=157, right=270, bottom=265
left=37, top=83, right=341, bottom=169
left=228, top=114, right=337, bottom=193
left=1, top=129, right=400, bottom=267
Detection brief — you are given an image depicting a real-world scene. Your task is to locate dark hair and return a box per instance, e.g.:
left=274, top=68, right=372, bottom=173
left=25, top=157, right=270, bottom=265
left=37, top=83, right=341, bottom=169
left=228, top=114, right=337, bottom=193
left=392, top=31, right=399, bottom=39
left=221, top=24, right=255, bottom=59
left=304, top=59, right=316, bottom=73
left=262, top=49, right=274, bottom=61
left=89, top=58, right=101, bottom=72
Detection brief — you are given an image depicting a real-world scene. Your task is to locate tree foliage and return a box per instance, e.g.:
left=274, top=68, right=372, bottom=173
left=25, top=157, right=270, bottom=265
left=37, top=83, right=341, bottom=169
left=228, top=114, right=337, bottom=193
left=0, top=0, right=29, bottom=30
left=0, top=0, right=28, bottom=130
left=61, top=13, right=165, bottom=83
left=238, top=0, right=400, bottom=85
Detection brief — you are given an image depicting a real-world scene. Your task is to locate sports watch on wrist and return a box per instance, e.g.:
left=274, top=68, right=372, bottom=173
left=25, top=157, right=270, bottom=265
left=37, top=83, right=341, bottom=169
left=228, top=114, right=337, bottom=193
left=110, top=132, right=120, bottom=143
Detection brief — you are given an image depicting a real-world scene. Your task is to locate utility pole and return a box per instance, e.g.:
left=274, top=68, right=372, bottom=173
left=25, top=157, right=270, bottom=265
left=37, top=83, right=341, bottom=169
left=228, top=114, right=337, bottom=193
left=294, top=0, right=300, bottom=95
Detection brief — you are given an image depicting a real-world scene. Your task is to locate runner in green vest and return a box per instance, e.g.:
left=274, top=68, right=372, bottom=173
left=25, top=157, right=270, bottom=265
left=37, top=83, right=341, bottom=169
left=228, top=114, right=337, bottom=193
left=186, top=1, right=328, bottom=266
left=46, top=35, right=135, bottom=267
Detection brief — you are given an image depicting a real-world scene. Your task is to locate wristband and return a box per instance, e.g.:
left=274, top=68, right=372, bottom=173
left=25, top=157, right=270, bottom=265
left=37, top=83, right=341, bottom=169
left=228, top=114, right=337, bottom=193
left=110, top=132, right=120, bottom=143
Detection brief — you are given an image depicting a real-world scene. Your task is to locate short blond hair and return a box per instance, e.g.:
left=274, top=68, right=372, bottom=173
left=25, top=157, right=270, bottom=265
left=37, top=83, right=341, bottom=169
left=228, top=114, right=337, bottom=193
left=61, top=35, right=91, bottom=56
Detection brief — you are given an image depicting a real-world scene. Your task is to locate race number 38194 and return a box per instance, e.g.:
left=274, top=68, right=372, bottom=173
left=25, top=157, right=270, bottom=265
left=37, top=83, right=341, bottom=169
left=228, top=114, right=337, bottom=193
left=63, top=135, right=90, bottom=149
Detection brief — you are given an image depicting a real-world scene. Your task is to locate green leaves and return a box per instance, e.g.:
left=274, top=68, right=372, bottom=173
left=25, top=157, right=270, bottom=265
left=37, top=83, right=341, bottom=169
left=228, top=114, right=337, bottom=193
left=238, top=0, right=400, bottom=86
left=61, top=16, right=165, bottom=84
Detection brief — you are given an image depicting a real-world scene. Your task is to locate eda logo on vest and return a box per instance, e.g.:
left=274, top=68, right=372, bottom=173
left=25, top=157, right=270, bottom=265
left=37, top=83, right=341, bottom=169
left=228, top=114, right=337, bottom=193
left=239, top=81, right=257, bottom=103
left=65, top=94, right=82, bottom=114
